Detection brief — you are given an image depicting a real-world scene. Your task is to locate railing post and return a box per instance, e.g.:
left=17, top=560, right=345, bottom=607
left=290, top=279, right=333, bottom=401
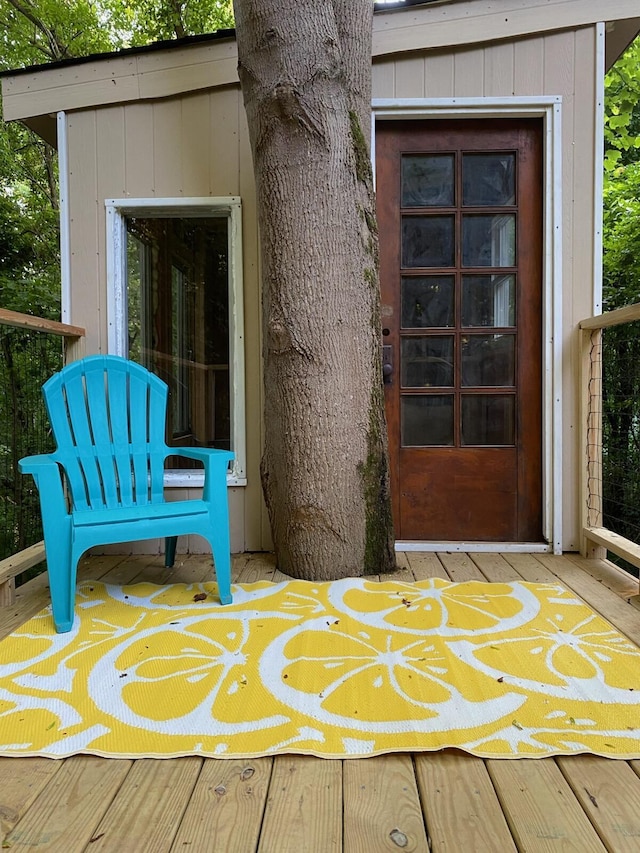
left=0, top=309, right=85, bottom=599
left=579, top=325, right=606, bottom=559
left=0, top=577, right=15, bottom=606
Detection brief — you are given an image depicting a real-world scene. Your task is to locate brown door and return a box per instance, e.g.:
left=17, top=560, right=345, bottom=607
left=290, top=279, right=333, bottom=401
left=376, top=119, right=543, bottom=542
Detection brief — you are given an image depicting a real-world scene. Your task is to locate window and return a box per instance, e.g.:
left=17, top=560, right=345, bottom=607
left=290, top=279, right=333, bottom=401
left=106, top=198, right=246, bottom=485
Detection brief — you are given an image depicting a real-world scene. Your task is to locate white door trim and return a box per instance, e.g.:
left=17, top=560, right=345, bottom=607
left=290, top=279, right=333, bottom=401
left=372, top=98, right=563, bottom=554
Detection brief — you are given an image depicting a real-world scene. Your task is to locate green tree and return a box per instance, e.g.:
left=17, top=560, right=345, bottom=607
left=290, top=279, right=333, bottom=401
left=102, top=0, right=233, bottom=44
left=601, top=35, right=640, bottom=566
left=604, top=36, right=640, bottom=171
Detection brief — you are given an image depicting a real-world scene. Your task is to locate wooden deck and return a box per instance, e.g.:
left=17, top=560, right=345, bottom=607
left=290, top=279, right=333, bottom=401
left=1, top=551, right=640, bottom=852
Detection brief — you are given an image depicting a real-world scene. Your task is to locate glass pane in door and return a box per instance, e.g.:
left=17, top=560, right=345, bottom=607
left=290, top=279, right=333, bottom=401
left=402, top=395, right=454, bottom=446
left=401, top=276, right=455, bottom=328
left=462, top=153, right=516, bottom=205
left=462, top=395, right=515, bottom=445
left=402, top=154, right=455, bottom=207
left=402, top=216, right=455, bottom=267
left=462, top=274, right=515, bottom=327
left=401, top=336, right=454, bottom=387
left=461, top=334, right=515, bottom=386
left=462, top=215, right=515, bottom=267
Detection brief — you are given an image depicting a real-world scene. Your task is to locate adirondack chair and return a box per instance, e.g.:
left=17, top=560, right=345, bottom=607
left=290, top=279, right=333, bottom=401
left=19, top=355, right=234, bottom=633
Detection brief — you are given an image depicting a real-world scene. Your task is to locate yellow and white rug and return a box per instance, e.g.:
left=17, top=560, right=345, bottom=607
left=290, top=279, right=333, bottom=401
left=1, top=577, right=639, bottom=760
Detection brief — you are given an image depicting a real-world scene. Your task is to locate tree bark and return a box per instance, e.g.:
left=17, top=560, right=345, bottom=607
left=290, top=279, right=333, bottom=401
left=234, top=0, right=395, bottom=579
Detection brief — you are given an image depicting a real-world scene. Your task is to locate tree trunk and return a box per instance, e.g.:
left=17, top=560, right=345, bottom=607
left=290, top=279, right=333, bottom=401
left=234, top=0, right=395, bottom=579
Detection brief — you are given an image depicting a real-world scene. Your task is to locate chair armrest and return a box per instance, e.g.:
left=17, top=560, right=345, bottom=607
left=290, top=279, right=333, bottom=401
left=19, top=454, right=60, bottom=476
left=165, top=448, right=234, bottom=468
left=18, top=455, right=68, bottom=513
left=164, top=448, right=235, bottom=503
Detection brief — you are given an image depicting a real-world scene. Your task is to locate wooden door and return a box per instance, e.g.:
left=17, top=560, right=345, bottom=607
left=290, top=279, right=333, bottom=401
left=376, top=119, right=543, bottom=542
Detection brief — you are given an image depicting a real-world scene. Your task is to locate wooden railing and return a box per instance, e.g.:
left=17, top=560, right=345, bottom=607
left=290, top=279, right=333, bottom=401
left=0, top=309, right=85, bottom=606
left=579, top=302, right=640, bottom=580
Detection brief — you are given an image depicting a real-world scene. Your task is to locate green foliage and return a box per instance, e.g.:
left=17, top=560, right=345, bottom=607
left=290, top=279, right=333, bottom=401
left=604, top=37, right=640, bottom=170
left=603, top=161, right=640, bottom=310
left=601, top=36, right=640, bottom=570
left=0, top=0, right=112, bottom=67
left=102, top=0, right=234, bottom=45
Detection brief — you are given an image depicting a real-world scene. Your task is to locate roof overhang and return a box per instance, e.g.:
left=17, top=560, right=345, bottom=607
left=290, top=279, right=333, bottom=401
left=3, top=0, right=639, bottom=148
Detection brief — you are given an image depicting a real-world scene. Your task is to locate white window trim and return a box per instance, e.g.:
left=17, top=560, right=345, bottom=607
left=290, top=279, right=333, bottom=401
left=105, top=197, right=246, bottom=487
left=372, top=97, right=563, bottom=554
left=57, top=111, right=71, bottom=323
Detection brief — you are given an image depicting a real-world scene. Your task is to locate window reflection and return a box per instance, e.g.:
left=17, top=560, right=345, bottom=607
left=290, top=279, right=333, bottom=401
left=401, top=276, right=455, bottom=328
left=462, top=274, right=515, bottom=327
left=402, top=154, right=455, bottom=207
left=402, top=216, right=455, bottom=268
left=401, top=336, right=454, bottom=387
left=402, top=396, right=454, bottom=446
left=126, top=217, right=230, bottom=463
left=462, top=215, right=515, bottom=267
left=462, top=153, right=516, bottom=206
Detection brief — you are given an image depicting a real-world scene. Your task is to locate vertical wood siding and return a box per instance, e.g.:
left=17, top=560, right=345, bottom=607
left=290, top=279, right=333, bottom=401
left=66, top=86, right=262, bottom=553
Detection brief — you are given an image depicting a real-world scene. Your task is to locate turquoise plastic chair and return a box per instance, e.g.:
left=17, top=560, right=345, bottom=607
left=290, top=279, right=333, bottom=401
left=19, top=355, right=234, bottom=633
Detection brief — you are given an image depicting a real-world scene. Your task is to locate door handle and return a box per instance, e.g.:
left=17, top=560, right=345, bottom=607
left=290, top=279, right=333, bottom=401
left=382, top=345, right=393, bottom=384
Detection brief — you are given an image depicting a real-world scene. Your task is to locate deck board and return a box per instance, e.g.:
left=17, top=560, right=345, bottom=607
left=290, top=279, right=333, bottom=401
left=414, top=751, right=517, bottom=852
left=258, top=756, right=342, bottom=852
left=487, top=758, right=608, bottom=852
left=564, top=553, right=639, bottom=599
left=169, top=758, right=272, bottom=852
left=437, top=551, right=486, bottom=582
left=405, top=552, right=449, bottom=581
left=556, top=755, right=640, bottom=852
left=0, top=551, right=639, bottom=852
left=3, top=756, right=132, bottom=852
left=468, top=552, right=521, bottom=583
left=86, top=757, right=202, bottom=852
left=0, top=757, right=62, bottom=839
left=343, top=755, right=429, bottom=853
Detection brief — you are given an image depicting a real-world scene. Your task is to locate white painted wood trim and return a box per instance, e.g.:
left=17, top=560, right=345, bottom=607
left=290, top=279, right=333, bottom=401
left=550, top=101, right=564, bottom=555
left=396, top=542, right=553, bottom=553
left=57, top=112, right=71, bottom=326
left=592, top=23, right=605, bottom=318
left=105, top=196, right=246, bottom=487
left=372, top=98, right=562, bottom=552
left=106, top=203, right=127, bottom=355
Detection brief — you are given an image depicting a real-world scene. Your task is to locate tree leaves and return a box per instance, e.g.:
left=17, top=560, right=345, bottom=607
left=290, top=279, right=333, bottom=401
left=0, top=1, right=235, bottom=320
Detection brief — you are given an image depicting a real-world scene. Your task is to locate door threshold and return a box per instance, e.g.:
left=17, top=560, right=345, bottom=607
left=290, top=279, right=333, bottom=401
left=395, top=541, right=553, bottom=553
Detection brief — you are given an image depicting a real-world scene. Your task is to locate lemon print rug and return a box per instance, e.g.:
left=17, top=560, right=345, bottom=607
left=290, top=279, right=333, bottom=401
left=1, top=577, right=640, bottom=760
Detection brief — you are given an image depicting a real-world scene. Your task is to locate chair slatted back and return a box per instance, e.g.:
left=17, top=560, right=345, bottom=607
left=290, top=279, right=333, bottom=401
left=43, top=356, right=169, bottom=512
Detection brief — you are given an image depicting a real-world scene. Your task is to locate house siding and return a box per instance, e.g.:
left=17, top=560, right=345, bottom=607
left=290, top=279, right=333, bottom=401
left=66, top=88, right=266, bottom=554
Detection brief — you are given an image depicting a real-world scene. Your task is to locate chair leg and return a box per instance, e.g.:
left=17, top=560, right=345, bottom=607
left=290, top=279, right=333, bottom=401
left=48, top=534, right=76, bottom=634
left=210, top=538, right=232, bottom=605
left=165, top=536, right=178, bottom=568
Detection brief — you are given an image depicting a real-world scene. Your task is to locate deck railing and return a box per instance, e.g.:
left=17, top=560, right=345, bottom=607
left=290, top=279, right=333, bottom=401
left=0, top=309, right=85, bottom=606
left=580, top=302, right=640, bottom=580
